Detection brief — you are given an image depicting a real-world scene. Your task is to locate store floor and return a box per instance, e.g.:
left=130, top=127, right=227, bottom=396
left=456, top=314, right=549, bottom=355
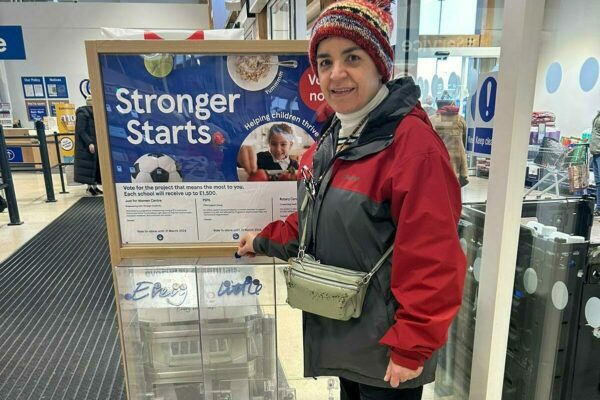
left=0, top=172, right=597, bottom=400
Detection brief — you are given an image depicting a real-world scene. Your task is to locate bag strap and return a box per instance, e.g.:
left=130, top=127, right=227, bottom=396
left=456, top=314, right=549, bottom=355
left=297, top=193, right=311, bottom=260
left=361, top=244, right=394, bottom=286
left=296, top=181, right=393, bottom=284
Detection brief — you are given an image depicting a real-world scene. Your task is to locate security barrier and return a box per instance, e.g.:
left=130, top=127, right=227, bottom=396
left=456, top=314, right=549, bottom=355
left=3, top=121, right=56, bottom=203
left=0, top=126, right=23, bottom=225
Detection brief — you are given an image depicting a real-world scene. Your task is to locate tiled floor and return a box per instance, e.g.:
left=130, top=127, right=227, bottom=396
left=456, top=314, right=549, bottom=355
left=1, top=172, right=597, bottom=400
left=0, top=172, right=88, bottom=263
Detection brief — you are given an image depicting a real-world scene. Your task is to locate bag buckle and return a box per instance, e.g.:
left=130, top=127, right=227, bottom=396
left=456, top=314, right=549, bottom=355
left=301, top=166, right=316, bottom=198
left=360, top=274, right=371, bottom=286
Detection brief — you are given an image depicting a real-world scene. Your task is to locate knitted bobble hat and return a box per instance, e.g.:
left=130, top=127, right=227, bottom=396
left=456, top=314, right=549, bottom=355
left=309, top=0, right=394, bottom=82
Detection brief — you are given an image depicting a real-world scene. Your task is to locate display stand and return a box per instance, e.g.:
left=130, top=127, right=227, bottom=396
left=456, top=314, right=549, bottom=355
left=0, top=102, right=12, bottom=128
left=86, top=39, right=337, bottom=399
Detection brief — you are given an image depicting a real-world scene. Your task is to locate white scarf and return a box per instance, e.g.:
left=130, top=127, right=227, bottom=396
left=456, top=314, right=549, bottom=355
left=336, top=85, right=389, bottom=139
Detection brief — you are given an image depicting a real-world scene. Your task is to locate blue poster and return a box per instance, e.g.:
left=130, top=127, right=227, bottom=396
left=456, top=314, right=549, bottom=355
left=101, top=54, right=324, bottom=184
left=44, top=76, right=69, bottom=98
left=100, top=52, right=328, bottom=244
left=25, top=100, right=48, bottom=121
left=21, top=77, right=45, bottom=99
left=0, top=26, right=26, bottom=60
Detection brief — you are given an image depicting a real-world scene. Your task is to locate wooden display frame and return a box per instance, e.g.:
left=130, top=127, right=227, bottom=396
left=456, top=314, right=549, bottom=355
left=85, top=40, right=309, bottom=266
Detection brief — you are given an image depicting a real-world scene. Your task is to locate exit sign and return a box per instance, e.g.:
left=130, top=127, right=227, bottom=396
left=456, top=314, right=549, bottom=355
left=0, top=26, right=26, bottom=60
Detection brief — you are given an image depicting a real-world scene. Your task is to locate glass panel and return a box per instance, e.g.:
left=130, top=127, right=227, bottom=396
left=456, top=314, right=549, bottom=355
left=115, top=257, right=346, bottom=398
left=276, top=305, right=338, bottom=399
left=414, top=1, right=503, bottom=398
left=269, top=0, right=294, bottom=40
left=442, top=196, right=594, bottom=400
left=419, top=0, right=478, bottom=35
left=274, top=264, right=340, bottom=398
left=114, top=261, right=200, bottom=400
left=502, top=0, right=600, bottom=398
left=431, top=205, right=483, bottom=399
left=458, top=197, right=594, bottom=400
left=197, top=261, right=277, bottom=399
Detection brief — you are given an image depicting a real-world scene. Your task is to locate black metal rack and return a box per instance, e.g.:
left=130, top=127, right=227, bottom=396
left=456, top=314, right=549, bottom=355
left=3, top=121, right=56, bottom=203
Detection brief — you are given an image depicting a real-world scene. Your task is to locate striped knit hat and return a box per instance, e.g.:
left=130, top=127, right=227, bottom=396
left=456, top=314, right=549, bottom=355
left=309, top=0, right=394, bottom=82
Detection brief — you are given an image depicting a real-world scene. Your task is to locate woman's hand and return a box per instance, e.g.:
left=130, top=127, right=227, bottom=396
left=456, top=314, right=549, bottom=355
left=383, top=358, right=423, bottom=388
left=89, top=144, right=95, bottom=154
left=237, top=232, right=258, bottom=257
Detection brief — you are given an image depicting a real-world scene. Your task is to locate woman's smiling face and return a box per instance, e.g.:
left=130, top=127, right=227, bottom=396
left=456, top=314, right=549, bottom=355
left=316, top=37, right=383, bottom=114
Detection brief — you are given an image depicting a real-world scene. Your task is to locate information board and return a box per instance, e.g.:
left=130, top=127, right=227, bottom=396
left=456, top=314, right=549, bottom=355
left=44, top=76, right=69, bottom=99
left=99, top=50, right=326, bottom=245
left=25, top=100, right=48, bottom=121
left=21, top=76, right=45, bottom=99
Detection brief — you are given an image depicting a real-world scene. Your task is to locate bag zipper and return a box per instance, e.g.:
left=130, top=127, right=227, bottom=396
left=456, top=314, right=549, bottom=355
left=296, top=261, right=366, bottom=277
left=287, top=268, right=360, bottom=291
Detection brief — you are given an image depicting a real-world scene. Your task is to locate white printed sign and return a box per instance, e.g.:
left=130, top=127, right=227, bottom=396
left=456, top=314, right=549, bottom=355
left=116, top=182, right=296, bottom=244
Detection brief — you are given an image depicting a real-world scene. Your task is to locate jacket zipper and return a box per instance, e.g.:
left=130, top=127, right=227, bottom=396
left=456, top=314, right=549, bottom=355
left=308, top=132, right=395, bottom=247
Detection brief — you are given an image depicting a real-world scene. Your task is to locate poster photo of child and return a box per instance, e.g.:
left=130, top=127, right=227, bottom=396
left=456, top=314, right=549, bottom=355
left=237, top=122, right=314, bottom=182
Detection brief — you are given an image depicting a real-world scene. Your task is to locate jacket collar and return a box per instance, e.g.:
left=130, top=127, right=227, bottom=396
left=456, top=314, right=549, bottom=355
left=338, top=76, right=421, bottom=160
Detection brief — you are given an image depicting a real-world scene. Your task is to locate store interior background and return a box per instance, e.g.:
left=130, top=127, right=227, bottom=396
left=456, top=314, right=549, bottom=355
left=2, top=0, right=596, bottom=140
left=0, top=0, right=599, bottom=399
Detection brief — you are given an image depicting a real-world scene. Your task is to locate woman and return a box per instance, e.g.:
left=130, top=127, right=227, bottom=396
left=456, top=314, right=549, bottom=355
left=74, top=95, right=102, bottom=195
left=429, top=104, right=469, bottom=186
left=238, top=0, right=466, bottom=398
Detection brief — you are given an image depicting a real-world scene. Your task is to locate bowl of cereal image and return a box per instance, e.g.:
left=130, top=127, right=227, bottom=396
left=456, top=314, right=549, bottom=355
left=227, top=55, right=280, bottom=91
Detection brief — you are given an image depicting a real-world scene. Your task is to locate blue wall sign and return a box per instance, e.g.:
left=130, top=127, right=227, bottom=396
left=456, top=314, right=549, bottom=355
left=466, top=72, right=498, bottom=157
left=472, top=128, right=494, bottom=155
left=25, top=100, right=48, bottom=121
left=44, top=76, right=69, bottom=99
left=6, top=147, right=23, bottom=163
left=22, top=77, right=45, bottom=99
left=478, top=76, right=497, bottom=123
left=0, top=26, right=26, bottom=60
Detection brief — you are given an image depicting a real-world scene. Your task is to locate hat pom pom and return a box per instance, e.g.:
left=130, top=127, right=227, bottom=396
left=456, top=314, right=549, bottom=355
left=368, top=0, right=393, bottom=13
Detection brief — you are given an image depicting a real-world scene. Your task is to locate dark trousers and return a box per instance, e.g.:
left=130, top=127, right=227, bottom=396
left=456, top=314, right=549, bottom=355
left=340, top=377, right=423, bottom=400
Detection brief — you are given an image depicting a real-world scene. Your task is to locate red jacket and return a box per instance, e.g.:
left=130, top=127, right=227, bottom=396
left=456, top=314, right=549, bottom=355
left=254, top=77, right=466, bottom=388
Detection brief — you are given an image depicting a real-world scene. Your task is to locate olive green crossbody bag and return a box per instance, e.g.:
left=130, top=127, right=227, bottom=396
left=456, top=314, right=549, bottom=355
left=284, top=190, right=393, bottom=321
